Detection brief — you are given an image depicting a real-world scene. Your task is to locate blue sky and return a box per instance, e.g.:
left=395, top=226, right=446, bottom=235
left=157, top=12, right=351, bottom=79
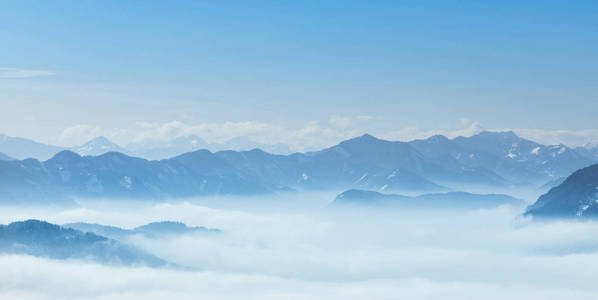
left=1, top=0, right=597, bottom=149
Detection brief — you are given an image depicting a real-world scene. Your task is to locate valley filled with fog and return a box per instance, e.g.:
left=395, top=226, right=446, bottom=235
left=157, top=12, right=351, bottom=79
left=2, top=191, right=598, bottom=300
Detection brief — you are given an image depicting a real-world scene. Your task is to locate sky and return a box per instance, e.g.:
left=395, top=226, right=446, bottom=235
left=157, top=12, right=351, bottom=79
left=1, top=0, right=597, bottom=150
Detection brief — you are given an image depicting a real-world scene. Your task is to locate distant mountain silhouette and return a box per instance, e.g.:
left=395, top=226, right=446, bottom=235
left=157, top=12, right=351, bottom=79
left=575, top=144, right=598, bottom=161
left=0, top=134, right=65, bottom=160
left=0, top=220, right=168, bottom=267
left=332, top=189, right=525, bottom=209
left=0, top=135, right=127, bottom=160
left=127, top=135, right=292, bottom=160
left=64, top=221, right=221, bottom=240
left=526, top=164, right=598, bottom=218
left=133, top=221, right=221, bottom=237
left=0, top=152, right=14, bottom=161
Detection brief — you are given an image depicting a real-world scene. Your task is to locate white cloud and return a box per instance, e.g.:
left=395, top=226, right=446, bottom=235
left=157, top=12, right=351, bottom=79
left=2, top=201, right=598, bottom=299
left=356, top=115, right=374, bottom=121
left=381, top=119, right=485, bottom=142
left=328, top=116, right=353, bottom=128
left=507, top=129, right=598, bottom=148
left=53, top=118, right=598, bottom=153
left=131, top=121, right=271, bottom=143
left=58, top=124, right=106, bottom=146
left=125, top=120, right=360, bottom=152
left=2, top=255, right=597, bottom=300
left=0, top=67, right=54, bottom=79
left=328, top=115, right=384, bottom=129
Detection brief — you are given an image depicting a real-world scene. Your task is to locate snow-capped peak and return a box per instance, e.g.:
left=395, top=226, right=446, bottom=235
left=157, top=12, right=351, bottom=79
left=71, top=136, right=125, bottom=156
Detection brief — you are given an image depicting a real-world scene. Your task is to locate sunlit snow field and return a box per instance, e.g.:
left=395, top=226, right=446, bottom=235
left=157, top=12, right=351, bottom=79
left=2, top=193, right=598, bottom=300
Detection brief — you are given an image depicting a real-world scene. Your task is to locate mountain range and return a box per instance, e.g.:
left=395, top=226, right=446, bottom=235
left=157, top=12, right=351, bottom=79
left=0, top=219, right=168, bottom=267
left=0, top=131, right=596, bottom=202
left=0, top=134, right=293, bottom=160
left=128, top=135, right=292, bottom=159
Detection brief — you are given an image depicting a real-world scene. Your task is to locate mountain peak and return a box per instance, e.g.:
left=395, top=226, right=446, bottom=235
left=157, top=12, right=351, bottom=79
left=49, top=150, right=82, bottom=161
left=424, top=134, right=451, bottom=143
left=72, top=136, right=125, bottom=156
left=8, top=219, right=56, bottom=229
left=349, top=133, right=381, bottom=143
left=335, top=134, right=388, bottom=150
left=80, top=136, right=120, bottom=148
left=359, top=133, right=377, bottom=139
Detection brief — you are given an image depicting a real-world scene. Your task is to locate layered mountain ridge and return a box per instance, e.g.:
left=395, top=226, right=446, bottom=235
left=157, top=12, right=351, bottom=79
left=0, top=219, right=168, bottom=267
left=64, top=221, right=221, bottom=240
left=0, top=131, right=596, bottom=202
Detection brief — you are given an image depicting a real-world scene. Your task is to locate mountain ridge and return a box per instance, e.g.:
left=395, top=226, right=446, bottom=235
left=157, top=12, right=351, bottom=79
left=0, top=131, right=596, bottom=202
left=0, top=152, right=14, bottom=161
left=64, top=221, right=221, bottom=240
left=332, top=189, right=525, bottom=209
left=0, top=219, right=168, bottom=267
left=526, top=164, right=598, bottom=218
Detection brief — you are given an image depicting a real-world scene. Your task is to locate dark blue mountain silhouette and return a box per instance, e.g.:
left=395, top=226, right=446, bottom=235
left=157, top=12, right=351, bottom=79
left=332, top=189, right=525, bottom=209
left=526, top=164, right=598, bottom=218
left=0, top=220, right=168, bottom=267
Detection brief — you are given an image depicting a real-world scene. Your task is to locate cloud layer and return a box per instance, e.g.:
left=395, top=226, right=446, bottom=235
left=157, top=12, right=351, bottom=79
left=2, top=198, right=598, bottom=299
left=2, top=254, right=597, bottom=300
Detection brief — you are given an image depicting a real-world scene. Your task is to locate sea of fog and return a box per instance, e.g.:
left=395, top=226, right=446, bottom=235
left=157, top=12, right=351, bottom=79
left=2, top=192, right=598, bottom=300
